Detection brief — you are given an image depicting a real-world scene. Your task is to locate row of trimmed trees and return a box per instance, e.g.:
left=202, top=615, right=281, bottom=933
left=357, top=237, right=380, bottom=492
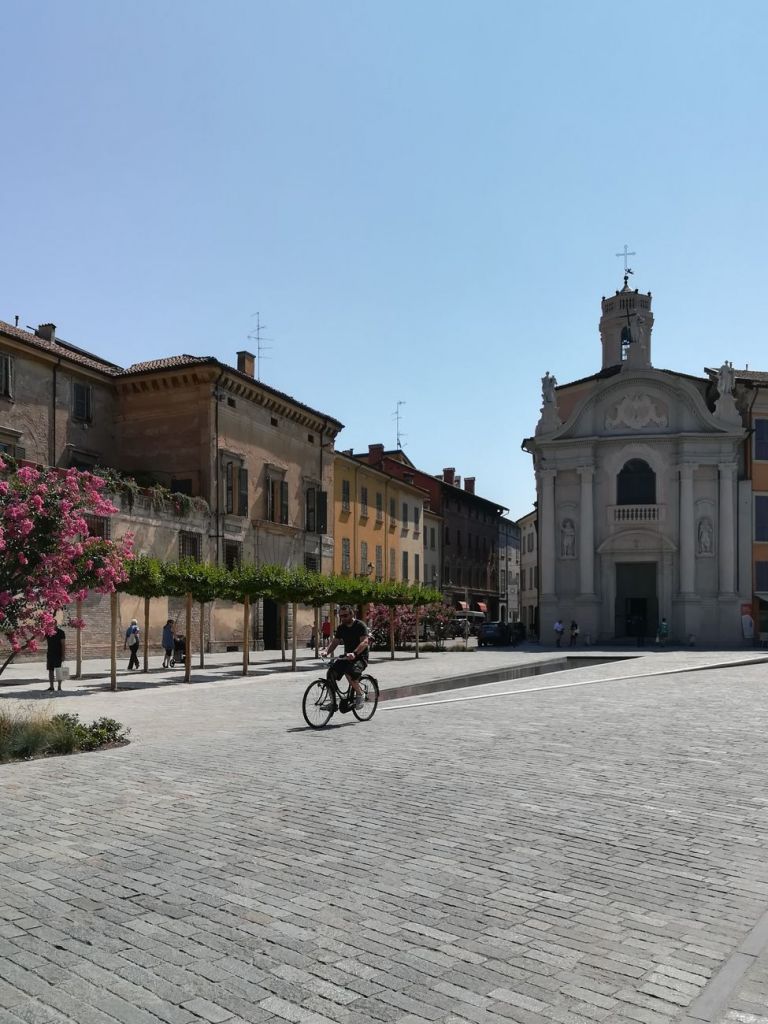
left=111, top=557, right=444, bottom=690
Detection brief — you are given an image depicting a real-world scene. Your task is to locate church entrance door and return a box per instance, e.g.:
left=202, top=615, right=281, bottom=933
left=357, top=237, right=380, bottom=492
left=614, top=562, right=658, bottom=640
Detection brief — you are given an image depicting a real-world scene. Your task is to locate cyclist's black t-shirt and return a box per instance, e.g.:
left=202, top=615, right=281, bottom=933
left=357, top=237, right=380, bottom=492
left=334, top=619, right=369, bottom=665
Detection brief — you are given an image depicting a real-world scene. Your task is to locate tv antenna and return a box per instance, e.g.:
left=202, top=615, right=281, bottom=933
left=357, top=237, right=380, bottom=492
left=248, top=312, right=272, bottom=381
left=393, top=400, right=406, bottom=449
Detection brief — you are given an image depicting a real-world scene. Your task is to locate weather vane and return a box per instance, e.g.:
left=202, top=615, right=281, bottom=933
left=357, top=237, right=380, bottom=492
left=615, top=244, right=636, bottom=287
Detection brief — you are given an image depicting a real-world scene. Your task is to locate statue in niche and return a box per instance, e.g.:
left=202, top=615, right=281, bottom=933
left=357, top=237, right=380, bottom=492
left=717, top=361, right=735, bottom=397
left=542, top=371, right=557, bottom=406
left=560, top=518, right=576, bottom=558
left=697, top=517, right=714, bottom=556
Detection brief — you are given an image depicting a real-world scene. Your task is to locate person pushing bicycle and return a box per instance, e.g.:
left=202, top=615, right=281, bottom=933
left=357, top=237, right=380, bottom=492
left=322, top=605, right=370, bottom=709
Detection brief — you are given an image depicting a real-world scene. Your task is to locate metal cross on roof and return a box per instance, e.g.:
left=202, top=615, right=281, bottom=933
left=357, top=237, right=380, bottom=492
left=615, top=244, right=636, bottom=277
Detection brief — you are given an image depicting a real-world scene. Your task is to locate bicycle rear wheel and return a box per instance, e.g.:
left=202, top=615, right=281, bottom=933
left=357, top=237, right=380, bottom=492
left=302, top=679, right=335, bottom=729
left=352, top=675, right=379, bottom=722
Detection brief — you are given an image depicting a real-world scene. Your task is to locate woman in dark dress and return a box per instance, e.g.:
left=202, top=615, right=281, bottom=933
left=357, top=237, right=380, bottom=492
left=46, top=626, right=66, bottom=692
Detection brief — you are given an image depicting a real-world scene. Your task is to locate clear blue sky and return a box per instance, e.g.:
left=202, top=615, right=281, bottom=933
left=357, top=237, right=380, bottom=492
left=3, top=1, right=768, bottom=519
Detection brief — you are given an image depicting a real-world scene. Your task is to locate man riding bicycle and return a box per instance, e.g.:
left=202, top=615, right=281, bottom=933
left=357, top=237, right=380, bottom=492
left=322, top=605, right=370, bottom=709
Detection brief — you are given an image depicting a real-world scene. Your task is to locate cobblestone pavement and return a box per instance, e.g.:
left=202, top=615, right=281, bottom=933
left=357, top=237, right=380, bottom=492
left=2, top=654, right=768, bottom=1024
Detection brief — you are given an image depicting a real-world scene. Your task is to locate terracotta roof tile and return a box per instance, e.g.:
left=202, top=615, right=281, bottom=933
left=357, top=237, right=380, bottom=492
left=122, top=355, right=213, bottom=373
left=0, top=321, right=344, bottom=429
left=0, top=320, right=123, bottom=375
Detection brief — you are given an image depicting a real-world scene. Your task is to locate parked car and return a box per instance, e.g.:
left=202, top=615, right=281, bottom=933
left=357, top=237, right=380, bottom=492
left=478, top=620, right=512, bottom=646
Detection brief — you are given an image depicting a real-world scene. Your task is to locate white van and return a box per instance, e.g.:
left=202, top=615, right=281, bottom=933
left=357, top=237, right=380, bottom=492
left=449, top=610, right=486, bottom=637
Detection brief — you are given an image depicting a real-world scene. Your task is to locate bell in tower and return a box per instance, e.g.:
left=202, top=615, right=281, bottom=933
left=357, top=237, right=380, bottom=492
left=599, top=270, right=654, bottom=371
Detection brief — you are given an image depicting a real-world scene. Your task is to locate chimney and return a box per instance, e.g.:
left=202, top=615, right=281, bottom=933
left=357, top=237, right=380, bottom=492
left=443, top=467, right=455, bottom=485
left=368, top=443, right=385, bottom=461
left=464, top=476, right=476, bottom=494
left=36, top=323, right=56, bottom=343
left=455, top=475, right=461, bottom=489
left=237, top=350, right=255, bottom=377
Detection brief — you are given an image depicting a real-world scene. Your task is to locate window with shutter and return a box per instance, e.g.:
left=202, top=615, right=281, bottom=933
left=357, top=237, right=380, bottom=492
left=341, top=537, right=351, bottom=574
left=280, top=479, right=289, bottom=524
left=306, top=487, right=316, bottom=532
left=238, top=467, right=249, bottom=516
left=73, top=382, right=92, bottom=423
left=317, top=490, right=328, bottom=533
left=225, top=462, right=234, bottom=514
left=0, top=354, right=12, bottom=398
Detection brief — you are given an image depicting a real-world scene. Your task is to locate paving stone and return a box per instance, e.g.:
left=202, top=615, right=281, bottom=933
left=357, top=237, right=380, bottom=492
left=4, top=652, right=768, bottom=1023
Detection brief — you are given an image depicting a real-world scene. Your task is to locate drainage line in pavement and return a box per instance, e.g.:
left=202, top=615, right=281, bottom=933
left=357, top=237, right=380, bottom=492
left=380, top=655, right=768, bottom=712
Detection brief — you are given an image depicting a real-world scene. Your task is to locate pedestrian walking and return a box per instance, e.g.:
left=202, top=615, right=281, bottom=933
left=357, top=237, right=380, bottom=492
left=657, top=617, right=670, bottom=647
left=161, top=619, right=175, bottom=668
left=124, top=618, right=140, bottom=670
left=569, top=620, right=579, bottom=647
left=46, top=624, right=66, bottom=692
left=553, top=619, right=565, bottom=647
left=321, top=616, right=332, bottom=644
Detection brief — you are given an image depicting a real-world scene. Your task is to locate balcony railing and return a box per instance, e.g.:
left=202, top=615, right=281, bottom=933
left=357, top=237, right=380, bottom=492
left=609, top=504, right=665, bottom=524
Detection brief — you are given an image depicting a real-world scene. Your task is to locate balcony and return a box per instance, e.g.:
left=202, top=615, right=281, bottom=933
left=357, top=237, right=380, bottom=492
left=608, top=504, right=665, bottom=524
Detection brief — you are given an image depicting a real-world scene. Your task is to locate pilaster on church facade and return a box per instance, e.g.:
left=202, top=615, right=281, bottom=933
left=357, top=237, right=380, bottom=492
left=523, top=275, right=750, bottom=645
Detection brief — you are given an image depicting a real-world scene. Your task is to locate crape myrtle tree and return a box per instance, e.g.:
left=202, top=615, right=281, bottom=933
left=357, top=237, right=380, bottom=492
left=0, top=458, right=132, bottom=676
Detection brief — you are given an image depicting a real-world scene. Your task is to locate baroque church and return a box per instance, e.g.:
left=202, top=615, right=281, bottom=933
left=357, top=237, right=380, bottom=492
left=524, top=274, right=750, bottom=645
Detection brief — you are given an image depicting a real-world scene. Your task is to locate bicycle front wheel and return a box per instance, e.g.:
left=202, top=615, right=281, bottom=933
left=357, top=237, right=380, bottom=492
left=302, top=679, right=335, bottom=729
left=352, top=675, right=379, bottom=722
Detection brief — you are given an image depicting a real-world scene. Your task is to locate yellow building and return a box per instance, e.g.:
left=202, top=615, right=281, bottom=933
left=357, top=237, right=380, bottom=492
left=332, top=452, right=428, bottom=584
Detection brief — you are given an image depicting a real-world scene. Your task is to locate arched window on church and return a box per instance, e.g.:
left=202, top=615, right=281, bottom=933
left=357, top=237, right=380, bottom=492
left=620, top=326, right=631, bottom=361
left=617, top=459, right=656, bottom=505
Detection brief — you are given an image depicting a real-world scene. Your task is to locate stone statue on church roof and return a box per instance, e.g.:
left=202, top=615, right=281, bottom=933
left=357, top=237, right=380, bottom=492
left=542, top=371, right=557, bottom=405
left=716, top=360, right=735, bottom=398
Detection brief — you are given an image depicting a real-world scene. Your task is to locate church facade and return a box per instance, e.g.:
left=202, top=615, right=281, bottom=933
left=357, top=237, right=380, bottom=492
left=523, top=277, right=751, bottom=645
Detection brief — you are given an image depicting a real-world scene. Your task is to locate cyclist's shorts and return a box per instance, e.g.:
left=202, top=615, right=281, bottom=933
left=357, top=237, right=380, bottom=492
left=330, top=657, right=367, bottom=681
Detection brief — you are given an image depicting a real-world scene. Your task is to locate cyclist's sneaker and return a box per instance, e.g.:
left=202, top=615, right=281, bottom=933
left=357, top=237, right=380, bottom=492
left=354, top=691, right=366, bottom=709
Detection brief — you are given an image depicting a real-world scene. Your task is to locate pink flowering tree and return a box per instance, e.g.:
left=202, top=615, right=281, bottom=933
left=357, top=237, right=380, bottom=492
left=0, top=457, right=133, bottom=674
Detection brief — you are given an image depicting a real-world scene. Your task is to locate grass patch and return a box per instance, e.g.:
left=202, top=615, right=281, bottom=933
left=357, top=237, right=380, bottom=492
left=0, top=706, right=129, bottom=764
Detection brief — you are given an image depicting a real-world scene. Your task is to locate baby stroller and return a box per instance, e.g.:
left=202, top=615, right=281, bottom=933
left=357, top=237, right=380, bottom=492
left=169, top=635, right=186, bottom=667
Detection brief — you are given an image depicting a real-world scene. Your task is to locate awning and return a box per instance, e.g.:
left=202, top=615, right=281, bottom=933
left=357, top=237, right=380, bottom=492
left=756, top=593, right=768, bottom=603
left=477, top=602, right=487, bottom=613
left=458, top=601, right=468, bottom=610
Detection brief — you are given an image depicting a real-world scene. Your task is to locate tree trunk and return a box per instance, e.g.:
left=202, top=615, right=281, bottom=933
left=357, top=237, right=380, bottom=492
left=199, top=602, right=205, bottom=669
left=184, top=592, right=192, bottom=683
left=314, top=606, right=320, bottom=658
left=143, top=596, right=150, bottom=673
left=389, top=606, right=395, bottom=660
left=110, top=592, right=117, bottom=691
left=280, top=604, right=286, bottom=661
left=291, top=601, right=298, bottom=671
left=414, top=604, right=420, bottom=660
left=75, top=598, right=83, bottom=679
left=242, top=595, right=250, bottom=676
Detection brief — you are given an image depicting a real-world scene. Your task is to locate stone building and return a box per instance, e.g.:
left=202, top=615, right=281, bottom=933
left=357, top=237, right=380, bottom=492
left=0, top=319, right=342, bottom=651
left=498, top=517, right=521, bottom=624
left=523, top=277, right=750, bottom=645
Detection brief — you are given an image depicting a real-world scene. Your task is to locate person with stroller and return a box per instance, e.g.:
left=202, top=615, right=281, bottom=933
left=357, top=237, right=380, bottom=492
left=161, top=619, right=175, bottom=668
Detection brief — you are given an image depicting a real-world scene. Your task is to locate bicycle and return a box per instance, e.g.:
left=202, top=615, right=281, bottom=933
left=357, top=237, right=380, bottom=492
left=302, top=656, right=379, bottom=729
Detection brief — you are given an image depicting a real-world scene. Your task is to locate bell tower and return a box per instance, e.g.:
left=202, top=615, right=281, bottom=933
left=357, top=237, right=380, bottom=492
left=600, top=275, right=654, bottom=370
